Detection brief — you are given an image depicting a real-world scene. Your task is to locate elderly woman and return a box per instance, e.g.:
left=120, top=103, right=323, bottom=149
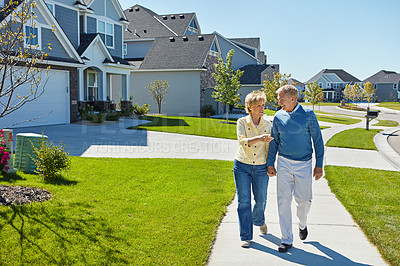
left=233, top=90, right=273, bottom=248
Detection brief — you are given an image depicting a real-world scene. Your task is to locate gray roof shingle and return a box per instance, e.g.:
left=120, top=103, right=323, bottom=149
left=307, top=69, right=361, bottom=83
left=124, top=5, right=194, bottom=40
left=139, top=34, right=215, bottom=70
left=229, top=38, right=260, bottom=49
left=239, top=64, right=279, bottom=85
left=363, top=70, right=400, bottom=84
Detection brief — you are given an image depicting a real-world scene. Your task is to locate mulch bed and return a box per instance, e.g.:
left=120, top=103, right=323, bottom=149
left=0, top=185, right=52, bottom=206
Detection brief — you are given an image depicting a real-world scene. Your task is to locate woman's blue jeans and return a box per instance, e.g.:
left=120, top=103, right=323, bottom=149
left=233, top=160, right=269, bottom=241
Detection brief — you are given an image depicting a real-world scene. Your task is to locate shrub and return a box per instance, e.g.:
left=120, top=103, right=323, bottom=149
left=105, top=111, right=120, bottom=121
left=133, top=103, right=151, bottom=115
left=200, top=105, right=216, bottom=118
left=0, top=130, right=10, bottom=171
left=31, top=138, right=71, bottom=179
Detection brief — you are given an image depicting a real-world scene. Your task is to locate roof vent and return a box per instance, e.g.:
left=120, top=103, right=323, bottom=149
left=182, top=36, right=188, bottom=41
left=170, top=15, right=175, bottom=19
left=129, top=8, right=133, bottom=12
left=169, top=37, right=175, bottom=42
left=143, top=29, right=147, bottom=33
left=198, top=36, right=204, bottom=41
left=179, top=14, right=185, bottom=19
left=162, top=15, right=167, bottom=20
left=134, top=7, right=139, bottom=11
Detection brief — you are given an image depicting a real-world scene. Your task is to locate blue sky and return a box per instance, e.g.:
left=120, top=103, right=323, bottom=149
left=119, top=0, right=400, bottom=82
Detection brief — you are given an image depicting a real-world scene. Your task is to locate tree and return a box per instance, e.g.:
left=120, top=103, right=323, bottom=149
left=0, top=0, right=53, bottom=125
left=146, top=80, right=169, bottom=114
left=303, top=81, right=324, bottom=111
left=212, top=49, right=243, bottom=123
left=343, top=83, right=365, bottom=107
left=262, top=72, right=291, bottom=110
left=363, top=81, right=376, bottom=107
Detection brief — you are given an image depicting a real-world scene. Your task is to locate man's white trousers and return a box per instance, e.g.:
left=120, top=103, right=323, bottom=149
left=277, top=155, right=312, bottom=245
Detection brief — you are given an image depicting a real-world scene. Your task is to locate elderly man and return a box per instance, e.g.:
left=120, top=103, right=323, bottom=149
left=267, top=85, right=324, bottom=253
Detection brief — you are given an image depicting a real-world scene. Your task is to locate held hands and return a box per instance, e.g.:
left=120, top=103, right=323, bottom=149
left=267, top=166, right=276, bottom=177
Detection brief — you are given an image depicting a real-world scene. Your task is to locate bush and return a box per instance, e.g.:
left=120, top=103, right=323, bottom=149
left=31, top=138, right=71, bottom=179
left=200, top=105, right=216, bottom=118
left=133, top=103, right=151, bottom=115
left=105, top=111, right=120, bottom=121
left=81, top=112, right=105, bottom=123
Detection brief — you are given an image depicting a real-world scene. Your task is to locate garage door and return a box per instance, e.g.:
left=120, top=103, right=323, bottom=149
left=0, top=69, right=70, bottom=128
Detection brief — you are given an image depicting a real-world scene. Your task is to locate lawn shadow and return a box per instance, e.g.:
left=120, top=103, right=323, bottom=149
left=129, top=116, right=189, bottom=128
left=43, top=174, right=78, bottom=186
left=0, top=172, right=26, bottom=183
left=0, top=203, right=128, bottom=264
left=253, top=234, right=371, bottom=266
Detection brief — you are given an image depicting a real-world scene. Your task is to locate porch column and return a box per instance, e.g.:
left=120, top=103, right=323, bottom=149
left=99, top=71, right=105, bottom=100
left=122, top=74, right=129, bottom=101
left=78, top=68, right=85, bottom=101
left=106, top=74, right=111, bottom=101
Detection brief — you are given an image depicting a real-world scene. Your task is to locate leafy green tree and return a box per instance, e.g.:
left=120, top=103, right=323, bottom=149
left=212, top=49, right=243, bottom=122
left=262, top=72, right=291, bottom=110
left=0, top=0, right=53, bottom=126
left=146, top=80, right=169, bottom=114
left=303, top=81, right=324, bottom=111
left=363, top=81, right=376, bottom=107
left=344, top=83, right=365, bottom=107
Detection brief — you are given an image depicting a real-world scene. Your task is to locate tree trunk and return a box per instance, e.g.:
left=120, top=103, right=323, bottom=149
left=226, top=103, right=229, bottom=123
left=158, top=103, right=161, bottom=114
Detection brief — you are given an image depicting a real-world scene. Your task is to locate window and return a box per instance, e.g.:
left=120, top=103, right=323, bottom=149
left=318, top=82, right=323, bottom=88
left=0, top=0, right=5, bottom=7
left=98, top=20, right=113, bottom=47
left=46, top=3, right=54, bottom=14
left=87, top=72, right=98, bottom=101
left=394, top=84, right=397, bottom=90
left=123, top=43, right=127, bottom=55
left=25, top=26, right=40, bottom=48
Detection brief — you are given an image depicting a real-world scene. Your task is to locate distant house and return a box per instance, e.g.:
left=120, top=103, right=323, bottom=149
left=363, top=70, right=400, bottom=102
left=122, top=5, right=274, bottom=115
left=307, top=69, right=361, bottom=102
left=288, top=78, right=305, bottom=100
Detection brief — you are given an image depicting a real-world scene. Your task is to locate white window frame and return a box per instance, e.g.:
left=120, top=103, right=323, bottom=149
left=46, top=3, right=54, bottom=14
left=0, top=0, right=5, bottom=7
left=87, top=71, right=98, bottom=101
left=318, top=82, right=323, bottom=88
left=98, top=20, right=114, bottom=48
left=394, top=83, right=397, bottom=90
left=24, top=25, right=41, bottom=50
left=123, top=43, right=127, bottom=56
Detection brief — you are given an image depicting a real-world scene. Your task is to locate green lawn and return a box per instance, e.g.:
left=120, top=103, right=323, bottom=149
left=130, top=115, right=238, bottom=139
left=374, top=119, right=399, bottom=127
left=324, top=166, right=400, bottom=265
left=0, top=157, right=235, bottom=265
left=377, top=102, right=400, bottom=111
left=316, top=115, right=361, bottom=125
left=326, top=128, right=381, bottom=150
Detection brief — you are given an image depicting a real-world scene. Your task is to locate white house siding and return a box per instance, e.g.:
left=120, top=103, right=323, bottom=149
left=125, top=41, right=153, bottom=59
left=216, top=35, right=258, bottom=69
left=130, top=71, right=201, bottom=116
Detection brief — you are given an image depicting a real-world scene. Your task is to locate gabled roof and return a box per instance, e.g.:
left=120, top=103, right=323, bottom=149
left=124, top=5, right=194, bottom=40
left=229, top=38, right=260, bottom=49
left=289, top=78, right=305, bottom=87
left=78, top=33, right=114, bottom=63
left=239, top=64, right=279, bottom=85
left=363, top=70, right=400, bottom=84
left=84, top=0, right=127, bottom=21
left=1, top=0, right=83, bottom=64
left=307, top=69, right=361, bottom=83
left=139, top=34, right=216, bottom=70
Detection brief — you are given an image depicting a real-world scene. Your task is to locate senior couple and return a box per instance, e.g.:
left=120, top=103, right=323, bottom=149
left=233, top=85, right=324, bottom=253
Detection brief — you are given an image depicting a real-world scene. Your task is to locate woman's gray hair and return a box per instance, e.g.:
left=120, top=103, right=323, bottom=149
left=245, top=90, right=267, bottom=113
left=277, top=85, right=298, bottom=98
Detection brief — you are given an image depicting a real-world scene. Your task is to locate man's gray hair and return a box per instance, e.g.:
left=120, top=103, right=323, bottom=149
left=277, top=85, right=298, bottom=98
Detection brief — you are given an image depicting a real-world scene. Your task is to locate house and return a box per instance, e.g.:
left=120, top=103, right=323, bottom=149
left=363, top=70, right=400, bottom=102
left=307, top=69, right=361, bottom=102
left=288, top=78, right=305, bottom=100
left=235, top=64, right=279, bottom=108
left=0, top=0, right=134, bottom=128
left=122, top=5, right=272, bottom=115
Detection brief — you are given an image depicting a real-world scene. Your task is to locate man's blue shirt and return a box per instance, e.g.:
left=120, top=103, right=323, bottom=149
left=267, top=104, right=324, bottom=168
